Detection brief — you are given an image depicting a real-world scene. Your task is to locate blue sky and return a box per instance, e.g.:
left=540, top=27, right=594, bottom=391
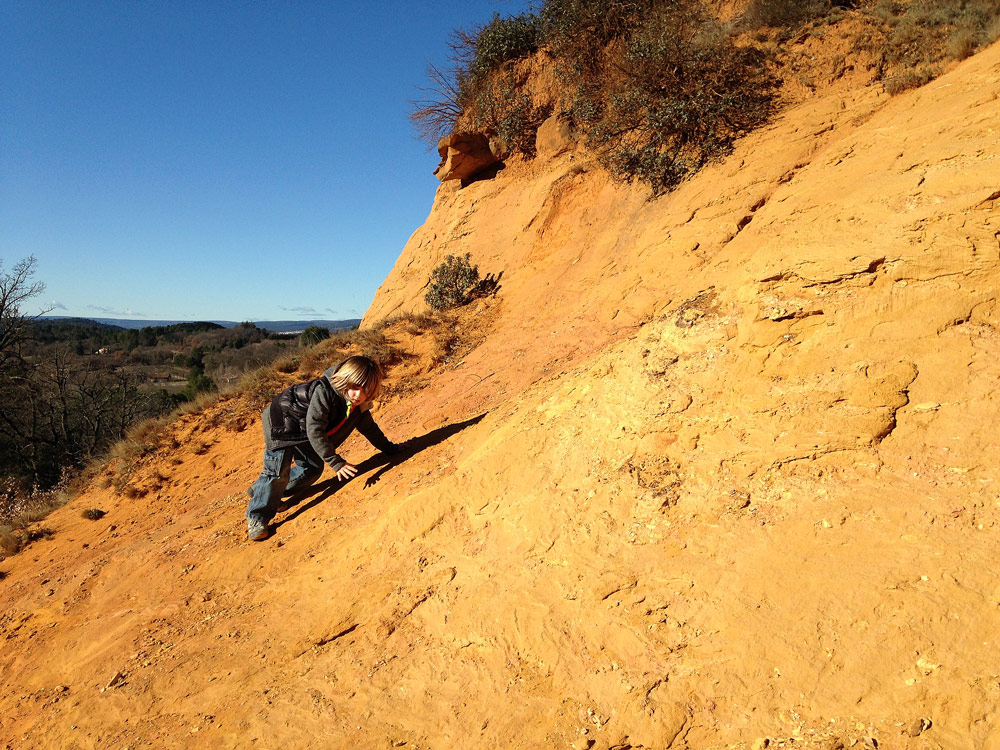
left=1, top=0, right=531, bottom=322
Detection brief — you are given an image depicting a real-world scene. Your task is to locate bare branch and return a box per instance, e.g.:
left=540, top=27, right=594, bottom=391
left=408, top=61, right=468, bottom=148
left=407, top=22, right=484, bottom=149
left=0, top=256, right=47, bottom=366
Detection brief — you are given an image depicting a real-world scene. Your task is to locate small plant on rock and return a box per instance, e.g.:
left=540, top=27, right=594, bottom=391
left=425, top=254, right=481, bottom=310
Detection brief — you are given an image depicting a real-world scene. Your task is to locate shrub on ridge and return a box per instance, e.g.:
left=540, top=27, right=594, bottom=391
left=425, top=254, right=481, bottom=311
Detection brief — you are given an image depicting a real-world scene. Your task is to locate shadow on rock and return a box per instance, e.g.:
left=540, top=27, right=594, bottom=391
left=276, top=413, right=487, bottom=528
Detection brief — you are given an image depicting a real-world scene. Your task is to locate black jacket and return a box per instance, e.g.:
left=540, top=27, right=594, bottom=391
left=261, top=368, right=392, bottom=471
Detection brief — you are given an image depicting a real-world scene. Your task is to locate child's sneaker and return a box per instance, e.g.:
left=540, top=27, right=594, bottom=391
left=247, top=518, right=269, bottom=541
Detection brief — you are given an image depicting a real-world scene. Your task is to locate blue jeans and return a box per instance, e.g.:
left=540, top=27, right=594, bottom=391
left=246, top=443, right=325, bottom=524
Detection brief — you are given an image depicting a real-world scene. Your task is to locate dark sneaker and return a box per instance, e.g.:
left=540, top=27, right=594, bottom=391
left=247, top=519, right=269, bottom=541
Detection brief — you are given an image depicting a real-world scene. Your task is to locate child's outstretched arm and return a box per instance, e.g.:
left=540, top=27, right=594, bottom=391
left=304, top=388, right=350, bottom=474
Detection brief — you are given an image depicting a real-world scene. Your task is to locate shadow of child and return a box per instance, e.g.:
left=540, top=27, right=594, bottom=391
left=275, top=413, right=486, bottom=528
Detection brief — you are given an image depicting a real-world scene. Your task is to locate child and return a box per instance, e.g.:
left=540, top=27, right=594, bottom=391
left=245, top=355, right=398, bottom=541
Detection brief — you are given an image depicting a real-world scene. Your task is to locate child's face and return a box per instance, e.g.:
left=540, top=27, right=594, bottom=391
left=344, top=384, right=368, bottom=404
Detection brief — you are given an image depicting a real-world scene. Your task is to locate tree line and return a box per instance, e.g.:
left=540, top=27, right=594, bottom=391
left=0, top=257, right=310, bottom=492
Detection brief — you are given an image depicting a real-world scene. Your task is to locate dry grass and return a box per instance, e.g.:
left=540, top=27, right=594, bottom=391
left=178, top=391, right=222, bottom=417
left=883, top=66, right=936, bottom=94
left=189, top=440, right=212, bottom=456
left=0, top=478, right=66, bottom=560
left=120, top=484, right=144, bottom=499
left=738, top=0, right=1000, bottom=99
left=235, top=366, right=289, bottom=405
left=273, top=356, right=300, bottom=373
left=0, top=479, right=67, bottom=526
left=850, top=0, right=1000, bottom=94
left=0, top=525, right=55, bottom=559
left=108, top=414, right=174, bottom=465
left=946, top=27, right=978, bottom=60
left=84, top=412, right=184, bottom=503
left=741, top=0, right=832, bottom=30
left=989, top=16, right=1000, bottom=45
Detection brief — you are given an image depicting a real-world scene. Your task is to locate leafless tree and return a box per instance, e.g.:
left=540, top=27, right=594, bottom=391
left=409, top=62, right=467, bottom=147
left=408, top=26, right=481, bottom=147
left=0, top=256, right=46, bottom=367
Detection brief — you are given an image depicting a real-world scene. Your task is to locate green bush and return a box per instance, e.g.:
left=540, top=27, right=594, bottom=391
left=529, top=0, right=779, bottom=192
left=425, top=254, right=481, bottom=310
left=540, top=0, right=655, bottom=52
left=461, top=13, right=548, bottom=156
left=471, top=12, right=541, bottom=77
left=415, top=0, right=1000, bottom=171
left=409, top=12, right=541, bottom=149
left=183, top=371, right=216, bottom=401
left=299, top=325, right=330, bottom=348
left=562, top=1, right=778, bottom=194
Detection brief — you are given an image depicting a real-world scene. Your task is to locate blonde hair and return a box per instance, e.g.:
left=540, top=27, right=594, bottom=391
left=328, top=355, right=383, bottom=401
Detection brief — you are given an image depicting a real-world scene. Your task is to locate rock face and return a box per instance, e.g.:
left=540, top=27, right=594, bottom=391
left=3, top=41, right=1000, bottom=750
left=433, top=132, right=500, bottom=183
left=534, top=113, right=575, bottom=159
left=356, top=43, right=1000, bottom=744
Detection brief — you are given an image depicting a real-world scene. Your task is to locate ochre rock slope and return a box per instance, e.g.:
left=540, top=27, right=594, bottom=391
left=3, top=43, right=1000, bottom=749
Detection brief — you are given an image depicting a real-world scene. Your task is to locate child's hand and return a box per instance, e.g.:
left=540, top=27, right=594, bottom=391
left=336, top=463, right=358, bottom=481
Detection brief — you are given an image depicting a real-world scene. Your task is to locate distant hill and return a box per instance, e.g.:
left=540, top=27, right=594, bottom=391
left=39, top=316, right=362, bottom=334
left=248, top=319, right=362, bottom=334
left=34, top=316, right=126, bottom=331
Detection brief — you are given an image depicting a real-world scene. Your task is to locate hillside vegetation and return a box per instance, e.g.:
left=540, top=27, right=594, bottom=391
left=412, top=0, right=1000, bottom=192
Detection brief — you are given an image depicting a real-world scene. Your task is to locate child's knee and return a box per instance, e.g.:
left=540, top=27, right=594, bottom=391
left=261, top=451, right=286, bottom=478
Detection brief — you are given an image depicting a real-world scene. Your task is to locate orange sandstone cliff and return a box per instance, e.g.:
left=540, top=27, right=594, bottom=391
left=2, top=41, right=999, bottom=750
